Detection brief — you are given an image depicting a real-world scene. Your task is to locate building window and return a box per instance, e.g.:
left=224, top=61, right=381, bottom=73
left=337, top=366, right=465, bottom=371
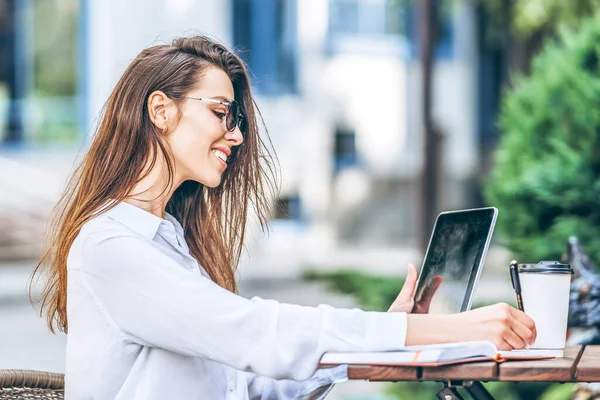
left=232, top=0, right=298, bottom=96
left=329, top=0, right=405, bottom=36
left=274, top=195, right=302, bottom=221
left=327, top=0, right=453, bottom=59
left=0, top=0, right=81, bottom=147
left=333, top=124, right=357, bottom=172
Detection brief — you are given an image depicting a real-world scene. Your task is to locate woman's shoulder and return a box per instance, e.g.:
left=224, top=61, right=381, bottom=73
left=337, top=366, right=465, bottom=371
left=78, top=201, right=163, bottom=244
left=68, top=213, right=151, bottom=270
left=78, top=213, right=134, bottom=242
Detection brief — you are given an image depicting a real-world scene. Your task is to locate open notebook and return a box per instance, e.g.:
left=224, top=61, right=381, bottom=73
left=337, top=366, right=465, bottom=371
left=319, top=341, right=558, bottom=367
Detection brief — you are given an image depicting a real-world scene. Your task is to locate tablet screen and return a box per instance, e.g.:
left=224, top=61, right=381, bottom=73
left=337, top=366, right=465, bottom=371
left=413, top=208, right=497, bottom=314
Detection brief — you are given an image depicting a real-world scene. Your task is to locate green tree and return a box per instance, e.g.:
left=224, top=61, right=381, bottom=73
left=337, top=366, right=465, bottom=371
left=484, top=11, right=600, bottom=263
left=510, top=0, right=600, bottom=37
left=476, top=0, right=600, bottom=84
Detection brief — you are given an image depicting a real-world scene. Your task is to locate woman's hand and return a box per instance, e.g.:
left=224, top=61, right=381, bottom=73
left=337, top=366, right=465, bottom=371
left=388, top=264, right=419, bottom=313
left=388, top=264, right=442, bottom=314
left=452, top=303, right=537, bottom=350
left=405, top=303, right=537, bottom=350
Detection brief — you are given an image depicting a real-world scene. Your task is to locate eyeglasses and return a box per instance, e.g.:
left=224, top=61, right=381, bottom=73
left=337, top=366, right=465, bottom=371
left=181, top=97, right=246, bottom=134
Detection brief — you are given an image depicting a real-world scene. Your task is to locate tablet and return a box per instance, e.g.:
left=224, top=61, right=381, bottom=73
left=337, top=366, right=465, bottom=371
left=412, top=207, right=498, bottom=314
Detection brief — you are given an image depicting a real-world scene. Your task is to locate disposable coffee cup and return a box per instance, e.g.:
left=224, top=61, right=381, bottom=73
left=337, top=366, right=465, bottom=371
left=518, top=261, right=573, bottom=357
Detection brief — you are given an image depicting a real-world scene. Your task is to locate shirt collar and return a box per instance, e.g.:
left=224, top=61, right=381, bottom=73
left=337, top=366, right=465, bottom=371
left=104, top=201, right=164, bottom=239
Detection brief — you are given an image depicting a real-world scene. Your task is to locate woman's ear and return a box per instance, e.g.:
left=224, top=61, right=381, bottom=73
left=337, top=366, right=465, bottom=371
left=147, top=90, right=174, bottom=131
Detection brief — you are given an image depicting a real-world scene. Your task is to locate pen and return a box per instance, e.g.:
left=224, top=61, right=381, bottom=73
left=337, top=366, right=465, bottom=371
left=509, top=260, right=525, bottom=312
left=509, top=260, right=530, bottom=349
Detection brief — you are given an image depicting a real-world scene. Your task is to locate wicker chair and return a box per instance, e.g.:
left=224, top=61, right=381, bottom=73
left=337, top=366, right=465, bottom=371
left=0, top=370, right=64, bottom=399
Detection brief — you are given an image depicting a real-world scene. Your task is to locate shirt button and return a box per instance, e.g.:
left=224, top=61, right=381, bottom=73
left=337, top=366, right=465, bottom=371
left=228, top=380, right=235, bottom=392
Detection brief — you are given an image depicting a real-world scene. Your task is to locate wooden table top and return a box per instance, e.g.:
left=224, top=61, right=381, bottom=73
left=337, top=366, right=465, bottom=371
left=347, top=345, right=600, bottom=383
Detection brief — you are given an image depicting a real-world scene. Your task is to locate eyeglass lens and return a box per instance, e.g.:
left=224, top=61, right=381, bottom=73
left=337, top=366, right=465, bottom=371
left=227, top=101, right=246, bottom=134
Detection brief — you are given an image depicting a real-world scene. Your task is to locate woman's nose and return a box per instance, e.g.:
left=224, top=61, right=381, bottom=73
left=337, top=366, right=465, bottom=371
left=226, top=126, right=244, bottom=146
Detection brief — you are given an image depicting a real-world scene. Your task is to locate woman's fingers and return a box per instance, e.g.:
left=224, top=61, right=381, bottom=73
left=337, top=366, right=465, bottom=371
left=509, top=307, right=537, bottom=346
left=388, top=264, right=418, bottom=313
left=403, top=264, right=418, bottom=299
left=416, top=275, right=443, bottom=314
left=499, top=307, right=536, bottom=350
left=395, top=264, right=418, bottom=303
left=501, top=325, right=527, bottom=350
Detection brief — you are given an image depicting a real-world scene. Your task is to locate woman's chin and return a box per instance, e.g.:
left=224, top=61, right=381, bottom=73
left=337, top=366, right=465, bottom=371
left=204, top=181, right=221, bottom=188
left=193, top=174, right=222, bottom=188
left=187, top=166, right=224, bottom=187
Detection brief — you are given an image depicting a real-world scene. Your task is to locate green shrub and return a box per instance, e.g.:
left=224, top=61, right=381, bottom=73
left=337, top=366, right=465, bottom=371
left=302, top=268, right=404, bottom=311
left=484, top=11, right=600, bottom=264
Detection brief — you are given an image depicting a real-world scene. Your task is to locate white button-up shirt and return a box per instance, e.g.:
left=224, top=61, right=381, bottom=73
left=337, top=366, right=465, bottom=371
left=65, top=201, right=408, bottom=399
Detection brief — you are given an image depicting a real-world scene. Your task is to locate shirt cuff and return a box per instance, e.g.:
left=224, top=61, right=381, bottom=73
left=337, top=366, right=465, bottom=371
left=299, top=364, right=348, bottom=400
left=364, top=311, right=408, bottom=350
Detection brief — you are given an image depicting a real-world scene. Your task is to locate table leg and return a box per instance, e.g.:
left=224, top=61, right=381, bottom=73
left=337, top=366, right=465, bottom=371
left=463, top=381, right=495, bottom=400
left=436, top=381, right=496, bottom=400
left=436, top=386, right=465, bottom=400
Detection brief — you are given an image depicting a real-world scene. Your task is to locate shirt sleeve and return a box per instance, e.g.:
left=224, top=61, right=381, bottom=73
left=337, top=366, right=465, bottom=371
left=76, top=229, right=408, bottom=381
left=244, top=365, right=348, bottom=400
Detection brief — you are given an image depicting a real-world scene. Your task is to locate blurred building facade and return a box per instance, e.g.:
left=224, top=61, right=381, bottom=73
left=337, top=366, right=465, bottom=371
left=0, top=0, right=498, bottom=271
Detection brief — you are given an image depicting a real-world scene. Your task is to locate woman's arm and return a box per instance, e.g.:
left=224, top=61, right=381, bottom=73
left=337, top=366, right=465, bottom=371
left=406, top=303, right=537, bottom=350
left=73, top=228, right=408, bottom=381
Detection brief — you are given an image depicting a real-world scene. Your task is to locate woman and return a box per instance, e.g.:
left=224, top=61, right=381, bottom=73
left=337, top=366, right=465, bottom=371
left=32, top=36, right=535, bottom=400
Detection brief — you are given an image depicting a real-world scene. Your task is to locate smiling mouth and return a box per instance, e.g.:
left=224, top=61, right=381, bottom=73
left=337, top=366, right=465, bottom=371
left=211, top=149, right=228, bottom=164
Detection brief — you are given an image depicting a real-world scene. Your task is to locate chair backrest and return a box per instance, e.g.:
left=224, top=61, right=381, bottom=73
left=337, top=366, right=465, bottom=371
left=0, top=370, right=64, bottom=399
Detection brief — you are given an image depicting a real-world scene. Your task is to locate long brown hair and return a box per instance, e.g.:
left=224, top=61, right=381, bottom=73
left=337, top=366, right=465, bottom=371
left=31, top=36, right=278, bottom=333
